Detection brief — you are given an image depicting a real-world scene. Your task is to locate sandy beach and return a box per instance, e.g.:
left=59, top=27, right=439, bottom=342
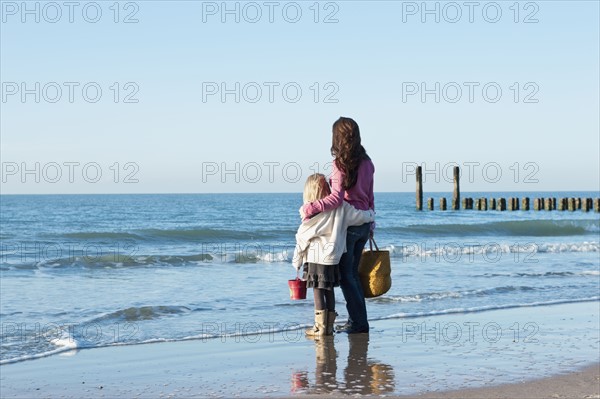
left=410, top=364, right=600, bottom=399
left=1, top=300, right=598, bottom=398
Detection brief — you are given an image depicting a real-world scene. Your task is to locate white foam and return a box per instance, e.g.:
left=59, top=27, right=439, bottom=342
left=50, top=336, right=78, bottom=350
left=388, top=241, right=599, bottom=258
left=581, top=270, right=600, bottom=276
left=259, top=250, right=290, bottom=263
left=0, top=336, right=80, bottom=365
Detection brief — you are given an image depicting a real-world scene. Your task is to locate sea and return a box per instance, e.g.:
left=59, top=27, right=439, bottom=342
left=1, top=192, right=599, bottom=364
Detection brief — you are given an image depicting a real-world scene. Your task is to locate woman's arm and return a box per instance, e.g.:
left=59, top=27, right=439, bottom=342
left=369, top=175, right=374, bottom=211
left=301, top=163, right=345, bottom=220
left=369, top=163, right=375, bottom=232
left=342, top=202, right=375, bottom=227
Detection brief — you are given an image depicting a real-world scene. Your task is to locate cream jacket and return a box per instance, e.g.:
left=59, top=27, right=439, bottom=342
left=292, top=202, right=375, bottom=270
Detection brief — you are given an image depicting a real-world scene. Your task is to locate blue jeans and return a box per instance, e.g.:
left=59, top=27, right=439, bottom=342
left=339, top=223, right=370, bottom=331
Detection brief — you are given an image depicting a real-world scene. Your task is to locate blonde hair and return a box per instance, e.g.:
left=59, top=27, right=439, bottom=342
left=303, top=173, right=331, bottom=204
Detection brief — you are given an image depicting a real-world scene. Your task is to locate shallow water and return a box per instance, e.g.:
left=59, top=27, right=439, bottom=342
left=1, top=192, right=598, bottom=363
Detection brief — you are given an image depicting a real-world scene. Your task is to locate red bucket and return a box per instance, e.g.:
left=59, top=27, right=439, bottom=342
left=288, top=278, right=307, bottom=300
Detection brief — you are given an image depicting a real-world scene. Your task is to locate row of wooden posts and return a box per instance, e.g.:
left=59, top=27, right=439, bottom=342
left=415, top=166, right=600, bottom=212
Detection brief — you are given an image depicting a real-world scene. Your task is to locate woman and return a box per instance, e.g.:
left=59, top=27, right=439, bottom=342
left=301, top=117, right=375, bottom=334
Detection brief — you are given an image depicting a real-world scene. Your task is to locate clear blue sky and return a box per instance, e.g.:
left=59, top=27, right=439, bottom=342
left=1, top=1, right=598, bottom=194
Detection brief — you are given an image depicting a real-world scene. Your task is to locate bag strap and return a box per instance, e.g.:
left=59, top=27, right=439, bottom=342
left=368, top=237, right=379, bottom=252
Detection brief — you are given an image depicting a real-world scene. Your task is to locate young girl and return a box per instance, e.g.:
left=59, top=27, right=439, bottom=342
left=293, top=174, right=375, bottom=337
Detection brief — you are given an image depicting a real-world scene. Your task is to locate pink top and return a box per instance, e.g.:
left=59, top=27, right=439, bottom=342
left=303, top=158, right=375, bottom=222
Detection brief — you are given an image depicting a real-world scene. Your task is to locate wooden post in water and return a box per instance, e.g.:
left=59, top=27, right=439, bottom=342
left=482, top=198, right=488, bottom=211
left=440, top=197, right=447, bottom=211
left=489, top=198, right=496, bottom=210
left=575, top=198, right=582, bottom=209
left=558, top=198, right=566, bottom=211
left=508, top=198, right=515, bottom=211
left=544, top=198, right=553, bottom=211
left=427, top=198, right=434, bottom=211
left=568, top=198, right=576, bottom=211
left=551, top=198, right=557, bottom=210
left=475, top=198, right=481, bottom=210
left=522, top=197, right=530, bottom=211
left=462, top=198, right=473, bottom=210
left=594, top=198, right=600, bottom=213
left=416, top=166, right=423, bottom=211
left=582, top=198, right=590, bottom=212
left=587, top=198, right=593, bottom=211
left=497, top=198, right=506, bottom=211
left=533, top=198, right=541, bottom=211
left=452, top=167, right=460, bottom=210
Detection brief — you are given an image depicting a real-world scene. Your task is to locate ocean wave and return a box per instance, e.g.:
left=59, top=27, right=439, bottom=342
left=2, top=298, right=597, bottom=365
left=374, top=297, right=600, bottom=321
left=90, top=305, right=192, bottom=323
left=388, top=241, right=599, bottom=258
left=370, top=285, right=558, bottom=304
left=477, top=271, right=600, bottom=278
left=1, top=248, right=296, bottom=270
left=0, top=305, right=195, bottom=365
left=3, top=240, right=598, bottom=270
left=0, top=340, right=80, bottom=366
left=12, top=254, right=215, bottom=270
left=61, top=228, right=294, bottom=242
left=60, top=232, right=143, bottom=240
left=49, top=220, right=599, bottom=245
left=581, top=270, right=600, bottom=276
left=383, top=219, right=600, bottom=237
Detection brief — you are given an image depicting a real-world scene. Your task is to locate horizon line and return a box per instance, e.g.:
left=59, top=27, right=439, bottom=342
left=2, top=190, right=600, bottom=196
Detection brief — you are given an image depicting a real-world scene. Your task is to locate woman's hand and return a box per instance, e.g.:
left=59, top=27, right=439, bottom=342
left=299, top=205, right=306, bottom=221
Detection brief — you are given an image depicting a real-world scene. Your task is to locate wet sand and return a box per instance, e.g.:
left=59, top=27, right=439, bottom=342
left=410, top=363, right=600, bottom=398
left=1, top=301, right=598, bottom=398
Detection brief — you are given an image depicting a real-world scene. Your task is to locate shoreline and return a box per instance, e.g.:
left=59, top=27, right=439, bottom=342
left=1, top=301, right=598, bottom=398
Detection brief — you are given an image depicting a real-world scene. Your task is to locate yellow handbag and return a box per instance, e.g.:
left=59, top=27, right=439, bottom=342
left=358, top=238, right=392, bottom=298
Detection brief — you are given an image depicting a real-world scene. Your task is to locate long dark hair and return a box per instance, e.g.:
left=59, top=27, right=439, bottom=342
left=330, top=117, right=370, bottom=190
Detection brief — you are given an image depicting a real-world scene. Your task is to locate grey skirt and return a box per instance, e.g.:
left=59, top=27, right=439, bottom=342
left=302, top=263, right=341, bottom=290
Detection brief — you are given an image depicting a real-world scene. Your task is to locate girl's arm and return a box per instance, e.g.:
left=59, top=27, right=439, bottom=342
left=301, top=163, right=345, bottom=220
left=292, top=233, right=309, bottom=271
left=292, top=244, right=304, bottom=271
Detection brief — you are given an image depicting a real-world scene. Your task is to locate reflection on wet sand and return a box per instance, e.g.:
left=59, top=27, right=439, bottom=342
left=291, top=334, right=395, bottom=395
left=345, top=334, right=395, bottom=395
